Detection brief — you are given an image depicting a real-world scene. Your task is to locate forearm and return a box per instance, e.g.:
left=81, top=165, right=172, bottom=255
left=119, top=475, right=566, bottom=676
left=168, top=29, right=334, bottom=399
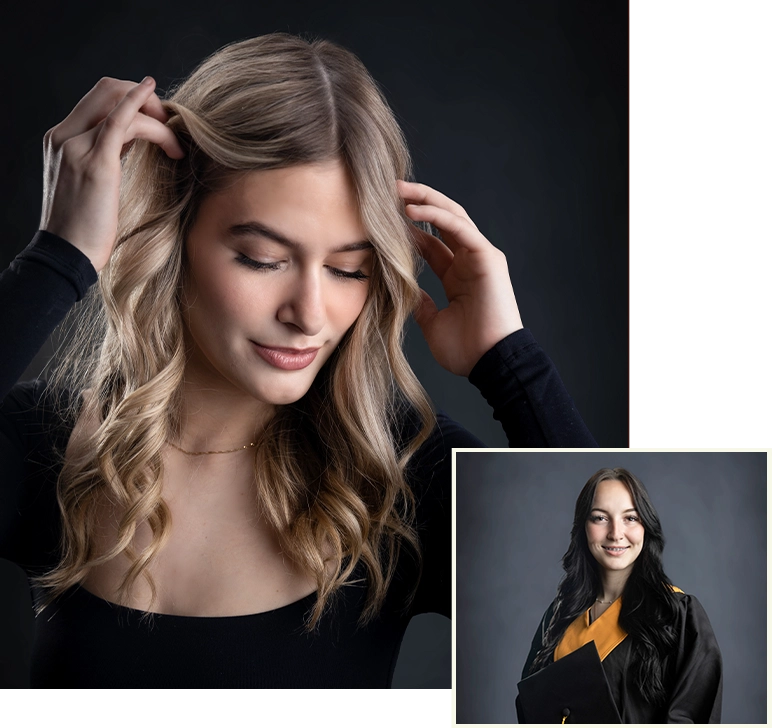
left=0, top=231, right=97, bottom=399
left=468, top=329, right=597, bottom=447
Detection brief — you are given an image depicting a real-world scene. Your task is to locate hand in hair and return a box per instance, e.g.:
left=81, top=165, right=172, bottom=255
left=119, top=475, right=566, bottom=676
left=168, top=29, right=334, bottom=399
left=39, top=76, right=185, bottom=273
left=399, top=180, right=524, bottom=376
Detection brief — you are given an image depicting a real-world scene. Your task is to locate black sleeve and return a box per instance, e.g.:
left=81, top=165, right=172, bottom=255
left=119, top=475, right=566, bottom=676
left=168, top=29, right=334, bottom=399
left=0, top=232, right=97, bottom=567
left=468, top=328, right=597, bottom=447
left=522, top=601, right=556, bottom=679
left=665, top=595, right=723, bottom=724
left=0, top=231, right=97, bottom=399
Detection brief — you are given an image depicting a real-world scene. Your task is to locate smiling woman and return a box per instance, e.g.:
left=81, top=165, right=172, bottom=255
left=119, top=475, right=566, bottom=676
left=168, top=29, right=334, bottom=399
left=0, top=33, right=595, bottom=688
left=518, top=468, right=723, bottom=723
left=584, top=479, right=645, bottom=578
left=182, top=163, right=373, bottom=407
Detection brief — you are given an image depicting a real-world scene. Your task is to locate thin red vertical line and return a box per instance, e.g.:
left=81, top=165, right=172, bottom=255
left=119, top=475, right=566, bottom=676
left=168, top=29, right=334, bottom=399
left=627, top=0, right=632, bottom=447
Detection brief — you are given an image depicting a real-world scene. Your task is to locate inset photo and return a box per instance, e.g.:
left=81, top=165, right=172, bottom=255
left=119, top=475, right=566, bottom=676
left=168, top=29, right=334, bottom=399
left=454, top=450, right=767, bottom=724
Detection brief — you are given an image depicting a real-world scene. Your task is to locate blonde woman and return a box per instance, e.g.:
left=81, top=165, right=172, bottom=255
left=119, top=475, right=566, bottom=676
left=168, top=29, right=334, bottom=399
left=0, top=33, right=595, bottom=687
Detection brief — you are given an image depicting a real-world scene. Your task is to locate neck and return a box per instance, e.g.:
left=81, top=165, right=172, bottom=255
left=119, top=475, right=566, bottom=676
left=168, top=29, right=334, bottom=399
left=174, top=358, right=275, bottom=455
left=597, top=567, right=631, bottom=603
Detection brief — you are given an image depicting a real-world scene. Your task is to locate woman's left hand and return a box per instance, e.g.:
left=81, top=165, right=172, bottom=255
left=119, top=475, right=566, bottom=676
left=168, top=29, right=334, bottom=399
left=398, top=180, right=523, bottom=377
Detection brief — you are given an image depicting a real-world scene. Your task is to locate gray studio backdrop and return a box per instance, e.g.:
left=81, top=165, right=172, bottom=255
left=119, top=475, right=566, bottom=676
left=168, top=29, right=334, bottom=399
left=455, top=451, right=767, bottom=724
left=0, top=0, right=626, bottom=688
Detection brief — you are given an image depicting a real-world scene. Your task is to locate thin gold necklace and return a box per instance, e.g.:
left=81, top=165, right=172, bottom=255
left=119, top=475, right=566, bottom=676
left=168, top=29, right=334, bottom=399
left=167, top=440, right=257, bottom=456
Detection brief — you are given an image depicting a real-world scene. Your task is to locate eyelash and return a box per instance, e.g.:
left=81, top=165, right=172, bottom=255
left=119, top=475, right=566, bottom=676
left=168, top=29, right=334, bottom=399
left=235, top=253, right=369, bottom=281
left=590, top=515, right=640, bottom=523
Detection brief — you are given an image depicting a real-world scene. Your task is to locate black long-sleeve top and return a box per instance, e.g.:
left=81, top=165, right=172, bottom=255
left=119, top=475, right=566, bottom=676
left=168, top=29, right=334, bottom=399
left=0, top=231, right=597, bottom=688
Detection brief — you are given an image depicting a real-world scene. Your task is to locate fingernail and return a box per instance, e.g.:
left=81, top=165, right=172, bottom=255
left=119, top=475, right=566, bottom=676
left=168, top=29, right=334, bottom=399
left=142, top=76, right=154, bottom=86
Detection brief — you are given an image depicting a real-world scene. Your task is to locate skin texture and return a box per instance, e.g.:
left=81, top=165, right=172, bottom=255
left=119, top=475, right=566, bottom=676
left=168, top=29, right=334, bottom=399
left=585, top=479, right=645, bottom=614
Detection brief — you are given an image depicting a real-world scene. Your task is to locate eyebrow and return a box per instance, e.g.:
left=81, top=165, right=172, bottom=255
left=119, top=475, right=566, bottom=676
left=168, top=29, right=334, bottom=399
left=590, top=508, right=638, bottom=514
left=227, top=221, right=373, bottom=254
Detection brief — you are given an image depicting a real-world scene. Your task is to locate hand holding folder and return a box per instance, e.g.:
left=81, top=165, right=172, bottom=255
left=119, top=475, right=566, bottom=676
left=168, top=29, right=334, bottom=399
left=516, top=641, right=622, bottom=723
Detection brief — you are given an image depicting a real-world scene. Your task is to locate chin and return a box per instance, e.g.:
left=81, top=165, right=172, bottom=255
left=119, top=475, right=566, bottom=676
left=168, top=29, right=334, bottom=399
left=608, top=561, right=635, bottom=571
left=244, top=373, right=320, bottom=407
left=241, top=385, right=306, bottom=408
left=264, top=388, right=313, bottom=406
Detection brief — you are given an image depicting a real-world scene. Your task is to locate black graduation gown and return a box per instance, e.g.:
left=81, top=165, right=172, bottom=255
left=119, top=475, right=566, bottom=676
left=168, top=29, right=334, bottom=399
left=521, top=592, right=723, bottom=723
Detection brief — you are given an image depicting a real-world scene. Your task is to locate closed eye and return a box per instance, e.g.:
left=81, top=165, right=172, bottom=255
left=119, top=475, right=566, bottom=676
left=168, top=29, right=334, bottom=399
left=237, top=253, right=369, bottom=281
left=327, top=266, right=369, bottom=281
left=236, top=253, right=281, bottom=271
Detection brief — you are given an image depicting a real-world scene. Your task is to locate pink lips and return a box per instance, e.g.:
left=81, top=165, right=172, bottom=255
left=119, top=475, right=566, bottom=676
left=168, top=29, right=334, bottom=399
left=251, top=342, right=320, bottom=371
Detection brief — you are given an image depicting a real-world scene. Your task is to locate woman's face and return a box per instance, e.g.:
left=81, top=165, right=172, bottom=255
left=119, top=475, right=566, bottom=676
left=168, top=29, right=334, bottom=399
left=181, top=160, right=373, bottom=408
left=585, top=479, right=645, bottom=576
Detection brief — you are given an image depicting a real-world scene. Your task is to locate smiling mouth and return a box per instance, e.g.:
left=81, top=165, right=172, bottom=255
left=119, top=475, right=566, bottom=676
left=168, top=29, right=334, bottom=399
left=251, top=342, right=321, bottom=371
left=602, top=546, right=630, bottom=555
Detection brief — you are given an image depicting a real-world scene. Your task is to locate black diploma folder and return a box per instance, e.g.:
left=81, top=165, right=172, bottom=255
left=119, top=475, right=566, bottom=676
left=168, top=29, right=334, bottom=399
left=516, top=641, right=622, bottom=723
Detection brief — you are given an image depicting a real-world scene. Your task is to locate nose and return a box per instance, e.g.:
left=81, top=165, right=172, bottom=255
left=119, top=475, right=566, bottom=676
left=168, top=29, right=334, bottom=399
left=607, top=519, right=625, bottom=542
left=276, top=268, right=326, bottom=337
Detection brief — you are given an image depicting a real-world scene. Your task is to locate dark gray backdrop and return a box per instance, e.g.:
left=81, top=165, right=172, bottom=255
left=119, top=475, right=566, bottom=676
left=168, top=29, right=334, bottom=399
left=456, top=451, right=767, bottom=723
left=0, top=1, right=627, bottom=687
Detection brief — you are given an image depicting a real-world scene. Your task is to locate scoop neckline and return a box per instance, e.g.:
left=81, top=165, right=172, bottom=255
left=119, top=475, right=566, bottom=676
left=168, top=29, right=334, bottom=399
left=71, top=582, right=319, bottom=621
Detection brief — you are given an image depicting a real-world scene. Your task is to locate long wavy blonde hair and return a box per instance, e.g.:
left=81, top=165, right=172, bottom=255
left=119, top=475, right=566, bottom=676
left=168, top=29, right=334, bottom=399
left=35, top=33, right=435, bottom=628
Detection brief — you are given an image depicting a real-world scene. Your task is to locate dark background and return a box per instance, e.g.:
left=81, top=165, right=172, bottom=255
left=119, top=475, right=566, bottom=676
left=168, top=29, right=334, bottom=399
left=456, top=451, right=767, bottom=723
left=0, top=0, right=628, bottom=687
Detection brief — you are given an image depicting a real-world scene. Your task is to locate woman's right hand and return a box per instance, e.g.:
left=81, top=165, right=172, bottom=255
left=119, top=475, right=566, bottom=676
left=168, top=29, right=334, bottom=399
left=40, top=76, right=185, bottom=273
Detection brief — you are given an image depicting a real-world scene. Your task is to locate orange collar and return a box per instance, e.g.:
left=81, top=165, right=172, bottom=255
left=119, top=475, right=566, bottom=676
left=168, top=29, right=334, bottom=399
left=554, top=586, right=683, bottom=663
left=555, top=597, right=627, bottom=662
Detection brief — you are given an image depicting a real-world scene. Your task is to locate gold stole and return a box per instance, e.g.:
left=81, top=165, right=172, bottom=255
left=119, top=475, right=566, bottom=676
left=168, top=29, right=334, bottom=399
left=554, top=586, right=683, bottom=662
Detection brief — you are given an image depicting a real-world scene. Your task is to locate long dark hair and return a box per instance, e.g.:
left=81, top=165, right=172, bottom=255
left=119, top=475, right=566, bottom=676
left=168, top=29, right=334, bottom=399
left=529, top=468, right=680, bottom=705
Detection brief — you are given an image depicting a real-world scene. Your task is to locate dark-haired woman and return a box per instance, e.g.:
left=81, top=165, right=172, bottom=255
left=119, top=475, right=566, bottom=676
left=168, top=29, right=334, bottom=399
left=520, top=468, right=723, bottom=723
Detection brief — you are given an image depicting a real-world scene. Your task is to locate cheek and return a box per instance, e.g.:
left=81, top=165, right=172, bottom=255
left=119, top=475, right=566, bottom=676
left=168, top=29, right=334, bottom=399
left=326, top=284, right=369, bottom=331
left=187, top=262, right=271, bottom=326
left=585, top=524, right=601, bottom=544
